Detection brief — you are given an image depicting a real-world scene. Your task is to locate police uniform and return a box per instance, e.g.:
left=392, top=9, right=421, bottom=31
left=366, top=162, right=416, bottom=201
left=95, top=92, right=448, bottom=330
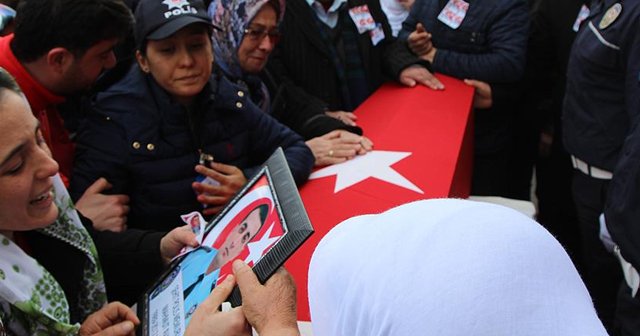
left=562, top=0, right=640, bottom=333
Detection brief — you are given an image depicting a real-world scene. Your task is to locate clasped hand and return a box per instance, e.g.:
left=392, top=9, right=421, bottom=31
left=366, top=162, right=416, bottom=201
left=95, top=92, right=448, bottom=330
left=306, top=130, right=373, bottom=167
left=192, top=162, right=247, bottom=216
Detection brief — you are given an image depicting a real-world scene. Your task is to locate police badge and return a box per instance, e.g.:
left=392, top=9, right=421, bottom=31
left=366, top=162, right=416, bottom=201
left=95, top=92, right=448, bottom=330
left=599, top=3, right=622, bottom=29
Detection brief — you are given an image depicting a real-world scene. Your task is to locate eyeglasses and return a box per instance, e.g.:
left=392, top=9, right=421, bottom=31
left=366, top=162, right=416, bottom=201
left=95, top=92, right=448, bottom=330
left=243, top=27, right=281, bottom=44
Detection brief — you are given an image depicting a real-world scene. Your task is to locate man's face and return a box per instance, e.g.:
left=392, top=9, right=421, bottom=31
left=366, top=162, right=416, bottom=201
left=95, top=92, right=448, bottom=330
left=217, top=207, right=263, bottom=265
left=58, top=38, right=119, bottom=94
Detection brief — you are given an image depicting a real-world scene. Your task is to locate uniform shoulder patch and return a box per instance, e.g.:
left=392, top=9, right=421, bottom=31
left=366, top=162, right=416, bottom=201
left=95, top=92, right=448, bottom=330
left=599, top=3, right=622, bottom=29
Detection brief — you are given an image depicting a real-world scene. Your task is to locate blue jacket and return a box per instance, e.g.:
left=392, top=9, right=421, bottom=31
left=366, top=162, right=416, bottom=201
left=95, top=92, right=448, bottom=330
left=70, top=65, right=313, bottom=232
left=397, top=0, right=528, bottom=82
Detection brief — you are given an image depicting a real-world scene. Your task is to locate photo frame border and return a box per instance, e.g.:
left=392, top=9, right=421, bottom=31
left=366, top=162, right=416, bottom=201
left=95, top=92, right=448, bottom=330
left=137, top=148, right=313, bottom=335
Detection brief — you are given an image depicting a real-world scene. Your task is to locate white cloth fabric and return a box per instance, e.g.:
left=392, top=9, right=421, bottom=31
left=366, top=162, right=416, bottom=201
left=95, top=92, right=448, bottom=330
left=599, top=214, right=639, bottom=296
left=308, top=199, right=608, bottom=336
left=379, top=0, right=408, bottom=36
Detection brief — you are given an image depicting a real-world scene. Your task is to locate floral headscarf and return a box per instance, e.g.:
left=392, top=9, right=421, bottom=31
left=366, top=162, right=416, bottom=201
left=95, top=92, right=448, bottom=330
left=0, top=174, right=107, bottom=335
left=208, top=0, right=285, bottom=80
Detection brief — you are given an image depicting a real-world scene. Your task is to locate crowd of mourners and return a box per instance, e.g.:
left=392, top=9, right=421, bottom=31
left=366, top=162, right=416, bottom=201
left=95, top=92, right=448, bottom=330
left=0, top=0, right=638, bottom=334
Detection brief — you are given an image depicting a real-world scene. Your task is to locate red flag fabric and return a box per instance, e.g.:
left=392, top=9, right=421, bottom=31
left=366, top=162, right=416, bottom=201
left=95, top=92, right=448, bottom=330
left=287, top=75, right=475, bottom=323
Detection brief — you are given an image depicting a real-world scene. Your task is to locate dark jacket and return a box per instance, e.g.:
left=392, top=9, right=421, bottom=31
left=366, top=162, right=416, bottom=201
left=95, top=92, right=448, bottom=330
left=26, top=213, right=165, bottom=310
left=524, top=0, right=585, bottom=133
left=387, top=0, right=528, bottom=155
left=218, top=66, right=364, bottom=141
left=387, top=0, right=529, bottom=82
left=266, top=0, right=418, bottom=114
left=563, top=0, right=640, bottom=272
left=70, top=65, right=313, bottom=232
left=562, top=0, right=640, bottom=171
left=261, top=69, right=363, bottom=140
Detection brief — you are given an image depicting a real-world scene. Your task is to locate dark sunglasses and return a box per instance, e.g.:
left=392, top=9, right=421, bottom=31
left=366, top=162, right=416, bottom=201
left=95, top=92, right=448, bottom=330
left=243, top=27, right=281, bottom=43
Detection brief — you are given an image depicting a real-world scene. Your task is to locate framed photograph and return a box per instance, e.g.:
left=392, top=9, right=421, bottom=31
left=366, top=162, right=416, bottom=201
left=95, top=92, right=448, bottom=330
left=137, top=148, right=314, bottom=336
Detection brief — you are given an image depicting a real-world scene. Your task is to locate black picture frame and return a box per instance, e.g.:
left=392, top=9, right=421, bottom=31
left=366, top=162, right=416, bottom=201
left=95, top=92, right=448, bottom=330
left=136, top=148, right=313, bottom=336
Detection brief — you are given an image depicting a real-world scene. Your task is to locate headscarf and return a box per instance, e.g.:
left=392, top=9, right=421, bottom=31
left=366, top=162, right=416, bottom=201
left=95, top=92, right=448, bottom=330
left=208, top=0, right=284, bottom=80
left=308, top=199, right=608, bottom=336
left=0, top=174, right=107, bottom=335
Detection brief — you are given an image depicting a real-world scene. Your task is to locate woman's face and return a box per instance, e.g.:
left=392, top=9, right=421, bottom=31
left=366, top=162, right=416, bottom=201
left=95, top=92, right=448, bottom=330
left=0, top=90, right=59, bottom=236
left=137, top=24, right=213, bottom=105
left=237, top=4, right=278, bottom=74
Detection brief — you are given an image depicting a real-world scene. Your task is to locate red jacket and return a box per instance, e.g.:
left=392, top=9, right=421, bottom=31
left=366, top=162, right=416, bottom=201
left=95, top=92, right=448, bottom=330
left=0, top=34, right=74, bottom=185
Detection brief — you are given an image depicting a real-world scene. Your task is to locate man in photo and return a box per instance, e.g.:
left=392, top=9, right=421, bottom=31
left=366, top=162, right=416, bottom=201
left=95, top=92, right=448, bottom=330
left=181, top=204, right=269, bottom=323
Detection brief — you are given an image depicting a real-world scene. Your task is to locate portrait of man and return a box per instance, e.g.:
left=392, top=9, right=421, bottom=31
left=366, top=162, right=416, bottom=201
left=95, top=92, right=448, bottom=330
left=180, top=203, right=269, bottom=324
left=189, top=214, right=202, bottom=236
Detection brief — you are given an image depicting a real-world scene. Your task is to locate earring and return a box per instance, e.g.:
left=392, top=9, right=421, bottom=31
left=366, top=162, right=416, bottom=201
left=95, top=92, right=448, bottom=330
left=141, top=66, right=150, bottom=73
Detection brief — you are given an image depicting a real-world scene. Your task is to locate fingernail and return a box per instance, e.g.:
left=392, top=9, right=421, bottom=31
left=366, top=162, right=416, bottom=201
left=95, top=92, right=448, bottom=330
left=225, top=274, right=235, bottom=283
left=232, top=259, right=244, bottom=272
left=121, top=321, right=134, bottom=333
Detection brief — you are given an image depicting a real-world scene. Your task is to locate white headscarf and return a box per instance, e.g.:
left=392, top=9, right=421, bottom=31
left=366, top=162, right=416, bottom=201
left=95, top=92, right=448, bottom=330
left=308, top=199, right=608, bottom=336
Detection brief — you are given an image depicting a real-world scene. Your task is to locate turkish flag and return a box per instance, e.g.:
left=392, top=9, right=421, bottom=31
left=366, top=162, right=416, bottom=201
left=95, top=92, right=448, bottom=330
left=286, top=76, right=475, bottom=324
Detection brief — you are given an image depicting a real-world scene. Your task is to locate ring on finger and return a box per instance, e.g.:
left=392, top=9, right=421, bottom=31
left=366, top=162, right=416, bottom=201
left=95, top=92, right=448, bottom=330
left=328, top=149, right=334, bottom=157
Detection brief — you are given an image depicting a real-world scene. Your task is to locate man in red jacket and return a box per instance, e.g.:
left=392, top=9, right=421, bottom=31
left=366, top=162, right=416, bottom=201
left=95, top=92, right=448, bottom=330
left=0, top=0, right=133, bottom=232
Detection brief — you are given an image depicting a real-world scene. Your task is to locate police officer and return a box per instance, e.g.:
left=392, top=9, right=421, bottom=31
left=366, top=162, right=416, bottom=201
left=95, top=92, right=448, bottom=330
left=562, top=0, right=640, bottom=333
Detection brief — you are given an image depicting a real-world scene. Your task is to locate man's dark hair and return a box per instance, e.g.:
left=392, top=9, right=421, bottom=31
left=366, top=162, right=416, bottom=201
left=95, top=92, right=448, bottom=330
left=257, top=203, right=269, bottom=224
left=11, top=0, right=133, bottom=62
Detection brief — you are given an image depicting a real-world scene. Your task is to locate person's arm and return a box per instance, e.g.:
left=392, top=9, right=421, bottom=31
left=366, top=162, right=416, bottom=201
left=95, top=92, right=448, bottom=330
left=383, top=1, right=444, bottom=90
left=243, top=93, right=314, bottom=186
left=79, top=302, right=139, bottom=336
left=604, top=22, right=640, bottom=273
left=70, top=95, right=132, bottom=232
left=605, top=133, right=640, bottom=274
left=264, top=32, right=364, bottom=139
left=264, top=73, right=363, bottom=140
left=184, top=275, right=252, bottom=336
left=87, top=214, right=198, bottom=304
left=70, top=97, right=131, bottom=200
left=233, top=261, right=300, bottom=336
left=429, top=0, right=529, bottom=82
left=192, top=161, right=248, bottom=216
left=306, top=130, right=371, bottom=167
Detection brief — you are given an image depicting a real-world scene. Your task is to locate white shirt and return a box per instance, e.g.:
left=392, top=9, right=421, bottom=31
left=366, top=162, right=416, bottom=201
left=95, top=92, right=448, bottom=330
left=305, top=0, right=347, bottom=28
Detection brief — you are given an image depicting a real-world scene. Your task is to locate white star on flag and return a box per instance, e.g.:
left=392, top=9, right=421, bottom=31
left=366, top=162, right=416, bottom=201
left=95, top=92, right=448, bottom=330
left=309, top=150, right=424, bottom=194
left=245, top=223, right=281, bottom=266
left=162, top=0, right=189, bottom=9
